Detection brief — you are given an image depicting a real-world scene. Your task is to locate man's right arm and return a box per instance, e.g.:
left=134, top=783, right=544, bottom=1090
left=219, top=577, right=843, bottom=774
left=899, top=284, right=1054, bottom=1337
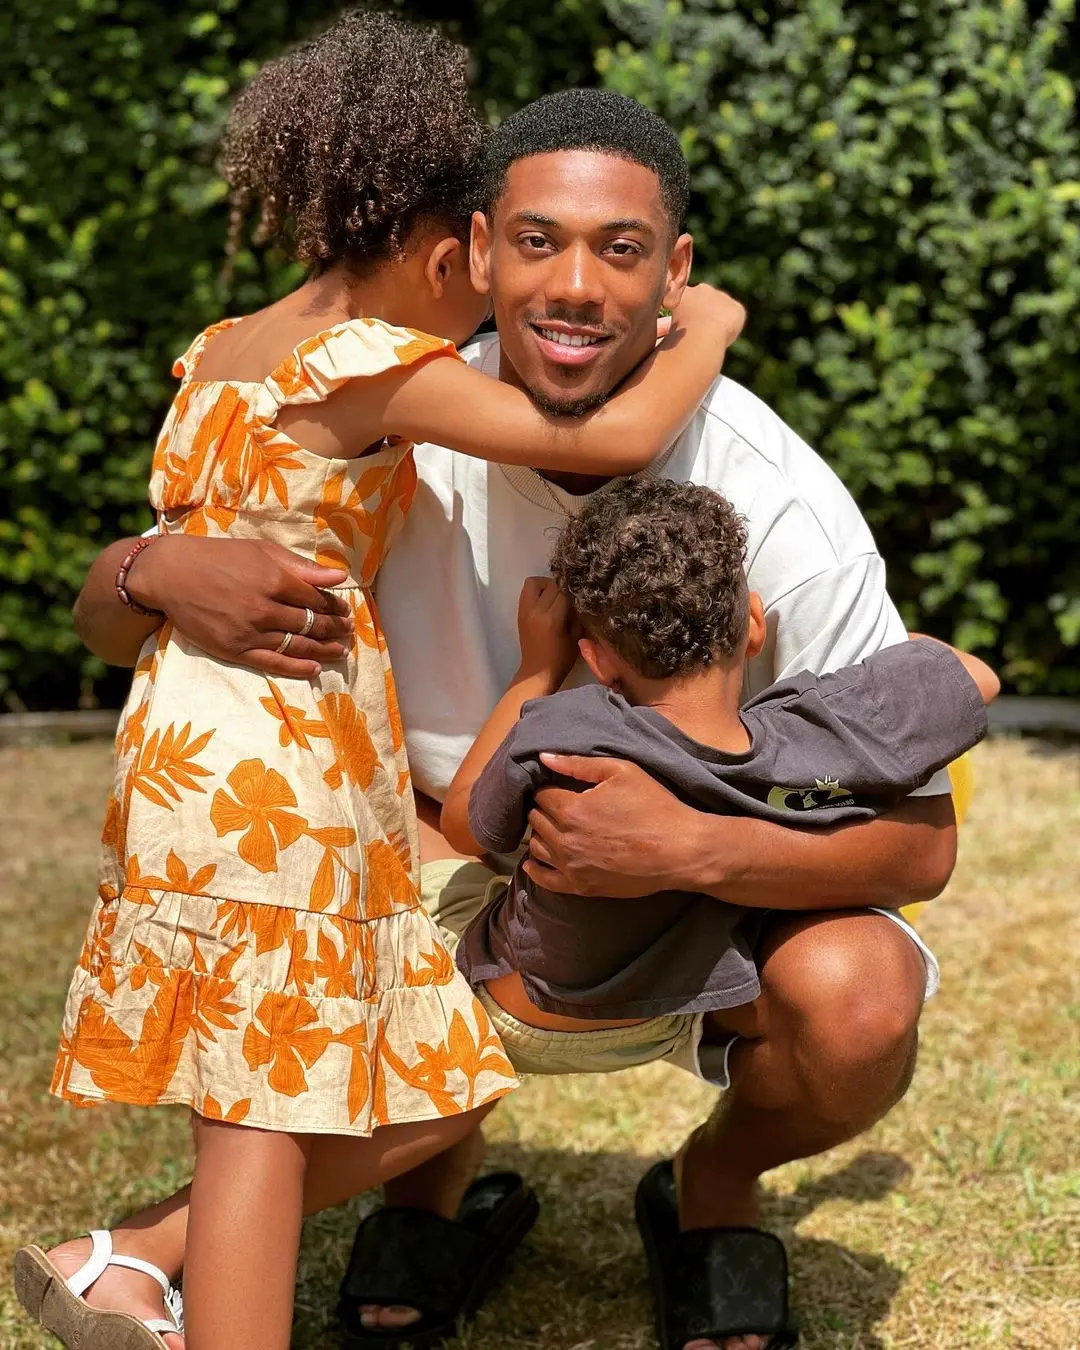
left=74, top=533, right=355, bottom=679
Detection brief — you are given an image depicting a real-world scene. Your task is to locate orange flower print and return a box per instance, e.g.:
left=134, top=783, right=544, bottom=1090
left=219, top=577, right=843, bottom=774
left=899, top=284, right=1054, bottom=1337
left=127, top=849, right=217, bottom=898
left=333, top=1022, right=371, bottom=1124
left=78, top=904, right=119, bottom=997
left=159, top=385, right=250, bottom=515
left=100, top=789, right=123, bottom=857
left=395, top=329, right=451, bottom=365
left=117, top=701, right=149, bottom=757
left=364, top=838, right=417, bottom=918
left=350, top=594, right=383, bottom=653
left=249, top=427, right=304, bottom=510
left=317, top=694, right=379, bottom=792
left=315, top=929, right=358, bottom=1000
left=259, top=681, right=330, bottom=751
left=449, top=1002, right=516, bottom=1106
left=129, top=941, right=169, bottom=992
left=190, top=941, right=246, bottom=1049
left=210, top=760, right=308, bottom=872
left=71, top=973, right=195, bottom=1106
left=215, top=899, right=297, bottom=955
left=379, top=1031, right=460, bottom=1118
left=200, top=1094, right=251, bottom=1123
left=384, top=668, right=404, bottom=753
left=286, top=930, right=316, bottom=995
left=242, top=993, right=332, bottom=1097
left=53, top=319, right=521, bottom=1135
left=403, top=944, right=456, bottom=988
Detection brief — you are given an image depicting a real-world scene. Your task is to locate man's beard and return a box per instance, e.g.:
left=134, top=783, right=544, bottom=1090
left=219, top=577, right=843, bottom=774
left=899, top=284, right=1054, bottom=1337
left=527, top=385, right=613, bottom=419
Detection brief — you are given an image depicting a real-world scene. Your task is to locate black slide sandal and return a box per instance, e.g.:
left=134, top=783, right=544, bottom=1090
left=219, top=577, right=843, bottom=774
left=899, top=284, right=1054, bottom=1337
left=636, top=1160, right=798, bottom=1349
left=337, top=1171, right=539, bottom=1349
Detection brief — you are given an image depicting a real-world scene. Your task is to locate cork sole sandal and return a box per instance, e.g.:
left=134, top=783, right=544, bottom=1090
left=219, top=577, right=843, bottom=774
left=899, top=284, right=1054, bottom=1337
left=14, top=1230, right=184, bottom=1349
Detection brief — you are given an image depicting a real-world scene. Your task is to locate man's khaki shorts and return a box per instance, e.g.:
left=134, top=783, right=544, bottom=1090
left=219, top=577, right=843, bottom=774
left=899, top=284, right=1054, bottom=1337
left=423, top=858, right=940, bottom=1089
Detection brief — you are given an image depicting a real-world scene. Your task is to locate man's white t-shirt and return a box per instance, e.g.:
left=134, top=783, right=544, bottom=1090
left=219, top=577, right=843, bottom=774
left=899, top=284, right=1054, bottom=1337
left=375, top=335, right=951, bottom=805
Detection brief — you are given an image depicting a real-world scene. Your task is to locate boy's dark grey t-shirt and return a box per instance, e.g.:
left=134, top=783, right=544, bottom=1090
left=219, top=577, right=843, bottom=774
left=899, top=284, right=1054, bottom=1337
left=458, top=639, right=986, bottom=1019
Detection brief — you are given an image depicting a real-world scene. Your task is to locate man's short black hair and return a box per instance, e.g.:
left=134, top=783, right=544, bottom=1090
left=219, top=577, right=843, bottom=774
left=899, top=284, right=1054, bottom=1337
left=483, top=88, right=690, bottom=230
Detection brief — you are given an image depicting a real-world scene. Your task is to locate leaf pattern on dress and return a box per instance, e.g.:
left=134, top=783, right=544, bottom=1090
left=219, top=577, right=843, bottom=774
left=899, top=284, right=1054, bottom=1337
left=317, top=693, right=379, bottom=792
left=402, top=944, right=456, bottom=988
left=70, top=973, right=196, bottom=1106
left=131, top=722, right=215, bottom=811
left=260, top=681, right=331, bottom=751
left=201, top=1094, right=251, bottom=1123
left=363, top=838, right=417, bottom=918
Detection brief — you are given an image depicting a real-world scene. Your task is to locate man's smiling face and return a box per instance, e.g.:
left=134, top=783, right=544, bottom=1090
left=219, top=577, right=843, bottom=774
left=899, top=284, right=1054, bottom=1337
left=471, top=150, right=693, bottom=417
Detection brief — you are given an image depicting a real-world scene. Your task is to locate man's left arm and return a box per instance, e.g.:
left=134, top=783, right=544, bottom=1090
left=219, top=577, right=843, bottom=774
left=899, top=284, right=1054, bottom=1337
left=524, top=755, right=956, bottom=907
left=526, top=552, right=958, bottom=906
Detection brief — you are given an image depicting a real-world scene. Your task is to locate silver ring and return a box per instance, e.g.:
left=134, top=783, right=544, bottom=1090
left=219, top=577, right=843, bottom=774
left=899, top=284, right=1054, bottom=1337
left=297, top=607, right=316, bottom=638
left=275, top=631, right=294, bottom=655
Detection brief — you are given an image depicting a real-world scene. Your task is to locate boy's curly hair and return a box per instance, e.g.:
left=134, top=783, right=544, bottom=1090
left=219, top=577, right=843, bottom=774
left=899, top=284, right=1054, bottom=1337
left=220, top=8, right=486, bottom=269
left=550, top=478, right=750, bottom=679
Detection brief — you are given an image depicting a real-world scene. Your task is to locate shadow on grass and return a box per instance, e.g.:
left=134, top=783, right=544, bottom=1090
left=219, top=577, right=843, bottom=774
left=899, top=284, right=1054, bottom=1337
left=293, top=1146, right=909, bottom=1350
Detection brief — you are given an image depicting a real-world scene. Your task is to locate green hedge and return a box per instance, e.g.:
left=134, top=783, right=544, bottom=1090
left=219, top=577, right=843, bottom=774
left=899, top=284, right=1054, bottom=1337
left=604, top=0, right=1080, bottom=695
left=1, top=0, right=1077, bottom=709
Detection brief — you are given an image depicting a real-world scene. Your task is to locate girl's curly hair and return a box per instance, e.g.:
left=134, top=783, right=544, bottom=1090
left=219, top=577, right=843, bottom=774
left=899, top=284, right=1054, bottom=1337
left=550, top=478, right=750, bottom=679
left=220, top=8, right=486, bottom=269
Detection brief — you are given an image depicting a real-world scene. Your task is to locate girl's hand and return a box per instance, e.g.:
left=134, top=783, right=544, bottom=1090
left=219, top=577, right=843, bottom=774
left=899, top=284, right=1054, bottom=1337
left=672, top=284, right=747, bottom=347
left=516, top=577, right=578, bottom=689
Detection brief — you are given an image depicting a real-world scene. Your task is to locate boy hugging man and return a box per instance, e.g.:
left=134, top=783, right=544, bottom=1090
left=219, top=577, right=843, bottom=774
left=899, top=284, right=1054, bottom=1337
left=438, top=478, right=995, bottom=1076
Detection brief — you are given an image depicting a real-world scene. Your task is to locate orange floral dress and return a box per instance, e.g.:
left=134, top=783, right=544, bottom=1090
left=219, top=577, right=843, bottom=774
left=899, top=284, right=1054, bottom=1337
left=52, top=317, right=517, bottom=1134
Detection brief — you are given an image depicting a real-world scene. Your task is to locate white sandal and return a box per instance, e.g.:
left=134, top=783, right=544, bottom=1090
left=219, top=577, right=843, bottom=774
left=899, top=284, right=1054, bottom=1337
left=13, top=1229, right=184, bottom=1348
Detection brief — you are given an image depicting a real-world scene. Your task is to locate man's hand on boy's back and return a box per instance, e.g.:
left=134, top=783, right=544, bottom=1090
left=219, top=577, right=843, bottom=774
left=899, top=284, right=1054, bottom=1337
left=524, top=754, right=701, bottom=897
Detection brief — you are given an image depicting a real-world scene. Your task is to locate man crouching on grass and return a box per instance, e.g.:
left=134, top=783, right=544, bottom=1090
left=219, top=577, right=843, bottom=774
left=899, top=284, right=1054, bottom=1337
left=73, top=88, right=971, bottom=1350
left=438, top=477, right=996, bottom=1349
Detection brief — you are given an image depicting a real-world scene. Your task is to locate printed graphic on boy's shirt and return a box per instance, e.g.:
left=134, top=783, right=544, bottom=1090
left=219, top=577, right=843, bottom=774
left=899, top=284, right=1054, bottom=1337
left=766, top=776, right=855, bottom=812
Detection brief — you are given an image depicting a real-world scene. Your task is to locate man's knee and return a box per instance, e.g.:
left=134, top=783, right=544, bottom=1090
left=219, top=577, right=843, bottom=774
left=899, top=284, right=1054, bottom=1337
left=761, top=913, right=924, bottom=1121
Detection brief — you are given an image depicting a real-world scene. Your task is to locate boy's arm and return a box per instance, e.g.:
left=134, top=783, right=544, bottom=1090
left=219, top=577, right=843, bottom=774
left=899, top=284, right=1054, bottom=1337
left=441, top=578, right=578, bottom=857
left=349, top=286, right=746, bottom=477
left=907, top=632, right=1001, bottom=704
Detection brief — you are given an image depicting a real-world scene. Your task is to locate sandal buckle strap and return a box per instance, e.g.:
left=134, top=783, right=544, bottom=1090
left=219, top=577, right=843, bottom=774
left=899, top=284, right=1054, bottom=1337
left=63, top=1230, right=184, bottom=1332
left=66, top=1231, right=112, bottom=1299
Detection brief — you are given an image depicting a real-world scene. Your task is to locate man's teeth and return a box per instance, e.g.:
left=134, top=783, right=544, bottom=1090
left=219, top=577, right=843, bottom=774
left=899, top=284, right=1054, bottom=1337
left=539, top=328, right=602, bottom=348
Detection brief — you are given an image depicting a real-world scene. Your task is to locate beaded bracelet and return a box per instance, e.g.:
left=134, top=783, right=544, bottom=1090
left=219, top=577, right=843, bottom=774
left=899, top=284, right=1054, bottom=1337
left=115, top=536, right=165, bottom=617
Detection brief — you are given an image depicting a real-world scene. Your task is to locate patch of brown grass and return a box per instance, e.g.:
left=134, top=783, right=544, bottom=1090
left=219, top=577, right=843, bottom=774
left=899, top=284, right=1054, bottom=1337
left=1, top=739, right=1077, bottom=1348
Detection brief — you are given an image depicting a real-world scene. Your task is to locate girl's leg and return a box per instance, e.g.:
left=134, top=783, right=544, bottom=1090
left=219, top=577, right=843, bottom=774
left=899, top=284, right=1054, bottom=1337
left=182, top=1117, right=309, bottom=1350
left=37, top=1103, right=494, bottom=1349
left=302, top=1102, right=494, bottom=1214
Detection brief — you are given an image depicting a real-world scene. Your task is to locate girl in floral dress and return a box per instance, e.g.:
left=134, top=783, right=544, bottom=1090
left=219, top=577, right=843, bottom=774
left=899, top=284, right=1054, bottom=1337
left=14, top=11, right=744, bottom=1350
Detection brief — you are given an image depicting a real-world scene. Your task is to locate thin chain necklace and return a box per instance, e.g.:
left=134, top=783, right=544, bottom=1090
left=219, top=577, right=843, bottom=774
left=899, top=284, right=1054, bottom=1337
left=532, top=470, right=573, bottom=516
left=530, top=442, right=677, bottom=516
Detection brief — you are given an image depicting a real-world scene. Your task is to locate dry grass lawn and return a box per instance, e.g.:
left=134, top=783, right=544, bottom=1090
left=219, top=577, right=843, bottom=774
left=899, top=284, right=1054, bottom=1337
left=1, top=737, right=1077, bottom=1348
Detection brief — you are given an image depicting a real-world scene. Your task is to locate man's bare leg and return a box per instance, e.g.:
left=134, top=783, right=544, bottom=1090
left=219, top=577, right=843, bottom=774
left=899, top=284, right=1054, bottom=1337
left=676, top=910, right=926, bottom=1350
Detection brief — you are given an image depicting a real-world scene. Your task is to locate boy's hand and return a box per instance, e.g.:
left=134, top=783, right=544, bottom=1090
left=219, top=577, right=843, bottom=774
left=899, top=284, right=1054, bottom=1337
left=516, top=577, right=577, bottom=688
